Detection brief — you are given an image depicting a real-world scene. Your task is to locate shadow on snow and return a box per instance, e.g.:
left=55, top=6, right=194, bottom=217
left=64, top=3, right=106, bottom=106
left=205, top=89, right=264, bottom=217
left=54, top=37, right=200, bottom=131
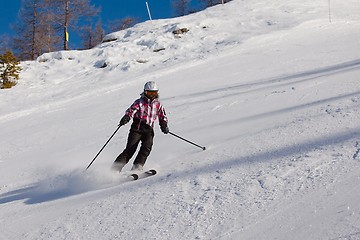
left=0, top=170, right=125, bottom=205
left=167, top=58, right=360, bottom=106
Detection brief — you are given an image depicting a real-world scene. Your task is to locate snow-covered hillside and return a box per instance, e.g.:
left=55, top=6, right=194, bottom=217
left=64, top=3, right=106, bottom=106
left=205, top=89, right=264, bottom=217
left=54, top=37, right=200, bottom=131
left=1, top=0, right=360, bottom=239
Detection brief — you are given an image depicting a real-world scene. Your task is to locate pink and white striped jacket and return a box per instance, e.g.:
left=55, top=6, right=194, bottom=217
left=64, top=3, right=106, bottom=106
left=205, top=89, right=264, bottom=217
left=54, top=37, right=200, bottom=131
left=125, top=94, right=168, bottom=128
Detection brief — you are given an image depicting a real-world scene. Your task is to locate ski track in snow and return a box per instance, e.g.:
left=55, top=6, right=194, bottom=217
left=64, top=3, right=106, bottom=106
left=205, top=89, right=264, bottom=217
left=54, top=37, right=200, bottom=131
left=1, top=0, right=360, bottom=239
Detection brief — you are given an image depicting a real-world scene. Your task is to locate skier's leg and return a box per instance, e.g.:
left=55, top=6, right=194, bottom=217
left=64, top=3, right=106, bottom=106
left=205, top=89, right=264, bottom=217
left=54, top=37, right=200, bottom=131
left=112, top=130, right=141, bottom=171
left=132, top=130, right=154, bottom=168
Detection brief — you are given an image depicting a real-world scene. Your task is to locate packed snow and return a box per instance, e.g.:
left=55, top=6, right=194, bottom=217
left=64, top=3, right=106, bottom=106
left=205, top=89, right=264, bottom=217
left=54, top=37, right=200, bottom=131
left=1, top=0, right=360, bottom=239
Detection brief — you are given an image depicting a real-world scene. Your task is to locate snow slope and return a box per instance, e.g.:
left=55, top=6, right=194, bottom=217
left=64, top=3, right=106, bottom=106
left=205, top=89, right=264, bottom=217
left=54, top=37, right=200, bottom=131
left=1, top=0, right=360, bottom=239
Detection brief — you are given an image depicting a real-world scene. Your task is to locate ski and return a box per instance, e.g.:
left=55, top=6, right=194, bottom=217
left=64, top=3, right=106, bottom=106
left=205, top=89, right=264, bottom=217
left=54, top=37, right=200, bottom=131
left=129, top=169, right=157, bottom=180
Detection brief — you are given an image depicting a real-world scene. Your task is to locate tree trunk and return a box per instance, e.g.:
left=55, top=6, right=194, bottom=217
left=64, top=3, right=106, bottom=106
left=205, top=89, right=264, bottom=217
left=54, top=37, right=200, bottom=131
left=64, top=0, right=69, bottom=50
left=31, top=0, right=38, bottom=60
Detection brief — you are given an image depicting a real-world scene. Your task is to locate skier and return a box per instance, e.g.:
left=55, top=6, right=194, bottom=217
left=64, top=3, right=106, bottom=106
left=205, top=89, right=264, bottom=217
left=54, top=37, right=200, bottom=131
left=111, top=81, right=169, bottom=172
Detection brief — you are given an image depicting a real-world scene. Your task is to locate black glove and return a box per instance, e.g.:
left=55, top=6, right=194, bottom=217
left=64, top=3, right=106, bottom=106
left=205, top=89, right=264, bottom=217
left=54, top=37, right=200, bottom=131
left=160, top=122, right=169, bottom=134
left=119, top=115, right=130, bottom=126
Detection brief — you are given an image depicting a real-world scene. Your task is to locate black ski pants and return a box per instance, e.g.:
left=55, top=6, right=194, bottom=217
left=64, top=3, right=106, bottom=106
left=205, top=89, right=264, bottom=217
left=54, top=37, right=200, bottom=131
left=114, top=129, right=154, bottom=166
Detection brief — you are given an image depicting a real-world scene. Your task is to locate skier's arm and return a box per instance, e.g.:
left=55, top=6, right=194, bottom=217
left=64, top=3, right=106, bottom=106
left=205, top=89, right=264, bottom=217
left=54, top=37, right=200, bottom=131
left=119, top=99, right=140, bottom=126
left=125, top=99, right=140, bottom=118
left=158, top=105, right=168, bottom=124
left=158, top=105, right=169, bottom=134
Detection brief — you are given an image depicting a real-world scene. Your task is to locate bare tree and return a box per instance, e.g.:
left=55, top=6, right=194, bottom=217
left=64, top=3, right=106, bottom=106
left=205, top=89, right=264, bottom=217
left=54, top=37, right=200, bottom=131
left=172, top=0, right=191, bottom=16
left=12, top=0, right=41, bottom=60
left=40, top=0, right=62, bottom=52
left=201, top=0, right=218, bottom=7
left=0, top=34, right=12, bottom=54
left=201, top=0, right=233, bottom=7
left=12, top=0, right=61, bottom=60
left=49, top=0, right=100, bottom=50
left=108, top=17, right=138, bottom=32
left=81, top=19, right=105, bottom=49
left=199, top=0, right=227, bottom=7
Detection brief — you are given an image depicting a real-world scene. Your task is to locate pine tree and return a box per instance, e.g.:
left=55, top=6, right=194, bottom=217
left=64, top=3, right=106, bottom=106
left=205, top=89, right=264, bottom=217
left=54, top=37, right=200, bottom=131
left=0, top=51, right=22, bottom=89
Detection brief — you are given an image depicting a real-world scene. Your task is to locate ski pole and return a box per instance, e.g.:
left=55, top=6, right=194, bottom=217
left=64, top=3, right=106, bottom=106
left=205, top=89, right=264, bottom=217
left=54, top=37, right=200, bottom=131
left=169, top=132, right=206, bottom=150
left=86, top=125, right=122, bottom=170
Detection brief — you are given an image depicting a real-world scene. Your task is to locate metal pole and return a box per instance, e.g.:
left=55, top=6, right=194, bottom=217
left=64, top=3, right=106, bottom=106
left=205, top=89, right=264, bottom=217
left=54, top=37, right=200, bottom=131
left=145, top=2, right=152, bottom=21
left=169, top=132, right=206, bottom=150
left=328, top=0, right=332, bottom=23
left=86, top=125, right=121, bottom=170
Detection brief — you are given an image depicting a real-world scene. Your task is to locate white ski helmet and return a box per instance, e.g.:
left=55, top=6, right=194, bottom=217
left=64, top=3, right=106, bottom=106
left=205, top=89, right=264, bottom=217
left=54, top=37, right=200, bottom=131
left=144, top=81, right=159, bottom=91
